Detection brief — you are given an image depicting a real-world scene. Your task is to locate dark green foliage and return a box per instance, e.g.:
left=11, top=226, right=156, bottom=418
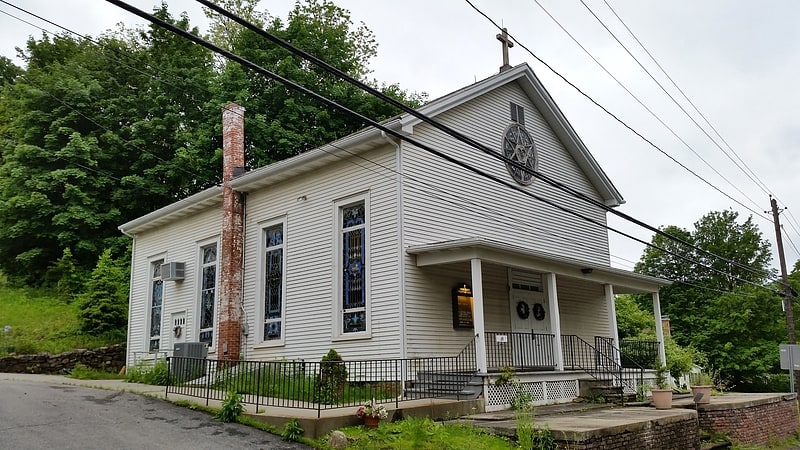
left=125, top=359, right=170, bottom=385
left=51, top=248, right=86, bottom=302
left=634, top=210, right=780, bottom=386
left=77, top=249, right=128, bottom=335
left=281, top=418, right=304, bottom=441
left=316, top=348, right=348, bottom=404
left=0, top=1, right=422, bottom=287
left=215, top=391, right=245, bottom=423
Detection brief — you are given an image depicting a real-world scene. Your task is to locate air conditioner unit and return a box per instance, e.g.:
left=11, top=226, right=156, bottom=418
left=172, top=342, right=208, bottom=380
left=161, top=262, right=185, bottom=281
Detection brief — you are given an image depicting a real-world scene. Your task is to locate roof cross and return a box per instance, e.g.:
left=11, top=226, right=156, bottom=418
left=496, top=27, right=514, bottom=72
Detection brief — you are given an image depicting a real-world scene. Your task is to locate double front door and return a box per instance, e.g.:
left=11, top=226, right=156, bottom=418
left=509, top=289, right=554, bottom=368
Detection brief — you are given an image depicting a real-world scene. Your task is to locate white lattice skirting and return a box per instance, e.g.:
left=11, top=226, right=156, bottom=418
left=485, top=379, right=579, bottom=411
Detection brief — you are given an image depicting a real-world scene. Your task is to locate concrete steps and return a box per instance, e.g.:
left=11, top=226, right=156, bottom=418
left=404, top=371, right=483, bottom=400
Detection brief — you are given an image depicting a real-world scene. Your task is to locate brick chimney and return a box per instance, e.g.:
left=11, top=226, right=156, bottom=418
left=217, top=103, right=245, bottom=361
left=661, top=315, right=671, bottom=337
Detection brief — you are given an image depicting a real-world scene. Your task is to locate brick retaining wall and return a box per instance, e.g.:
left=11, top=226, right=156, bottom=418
left=0, top=344, right=125, bottom=374
left=558, top=416, right=699, bottom=450
left=697, top=393, right=798, bottom=445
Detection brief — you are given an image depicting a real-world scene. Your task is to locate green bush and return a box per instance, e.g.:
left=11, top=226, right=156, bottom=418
left=125, top=359, right=169, bottom=385
left=315, top=349, right=348, bottom=404
left=77, top=249, right=128, bottom=335
left=281, top=418, right=304, bottom=441
left=215, top=391, right=244, bottom=423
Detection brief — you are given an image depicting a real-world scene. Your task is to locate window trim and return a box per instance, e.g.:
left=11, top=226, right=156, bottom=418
left=333, top=193, right=371, bottom=340
left=147, top=254, right=166, bottom=353
left=257, top=216, right=287, bottom=346
left=196, top=237, right=219, bottom=350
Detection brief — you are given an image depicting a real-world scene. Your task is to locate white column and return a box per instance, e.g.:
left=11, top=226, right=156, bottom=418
left=545, top=272, right=564, bottom=370
left=652, top=291, right=667, bottom=367
left=471, top=258, right=488, bottom=374
left=605, top=284, right=621, bottom=365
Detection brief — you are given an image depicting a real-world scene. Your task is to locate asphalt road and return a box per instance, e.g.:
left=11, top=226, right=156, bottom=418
left=0, top=380, right=312, bottom=450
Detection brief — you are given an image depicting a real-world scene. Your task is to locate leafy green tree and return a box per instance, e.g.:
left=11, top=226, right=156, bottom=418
left=634, top=210, right=778, bottom=385
left=615, top=294, right=654, bottom=340
left=78, top=249, right=129, bottom=335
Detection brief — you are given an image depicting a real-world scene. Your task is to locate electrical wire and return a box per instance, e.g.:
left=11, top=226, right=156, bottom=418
left=105, top=0, right=782, bottom=295
left=462, top=0, right=779, bottom=280
left=199, top=0, right=776, bottom=284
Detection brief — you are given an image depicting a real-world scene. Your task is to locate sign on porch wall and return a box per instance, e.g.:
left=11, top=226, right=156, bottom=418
left=452, top=283, right=474, bottom=328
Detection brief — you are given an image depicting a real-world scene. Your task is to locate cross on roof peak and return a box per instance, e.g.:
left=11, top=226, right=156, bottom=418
left=496, top=28, right=514, bottom=72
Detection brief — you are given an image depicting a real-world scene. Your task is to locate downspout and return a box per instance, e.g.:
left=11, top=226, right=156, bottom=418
left=121, top=229, right=136, bottom=368
left=382, top=130, right=407, bottom=359
left=239, top=192, right=248, bottom=361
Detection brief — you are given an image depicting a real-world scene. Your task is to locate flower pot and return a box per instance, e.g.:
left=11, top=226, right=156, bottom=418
left=363, top=416, right=380, bottom=428
left=691, top=385, right=712, bottom=404
left=651, top=389, right=673, bottom=410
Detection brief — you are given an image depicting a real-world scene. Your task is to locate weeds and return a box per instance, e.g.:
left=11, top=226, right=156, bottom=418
left=215, top=391, right=245, bottom=423
left=125, top=359, right=170, bottom=385
left=281, top=418, right=304, bottom=441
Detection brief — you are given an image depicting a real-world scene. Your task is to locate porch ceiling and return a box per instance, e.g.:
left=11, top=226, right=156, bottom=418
left=406, top=237, right=670, bottom=294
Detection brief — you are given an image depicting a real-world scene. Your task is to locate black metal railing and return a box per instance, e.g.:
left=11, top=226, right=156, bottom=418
left=561, top=335, right=644, bottom=397
left=620, top=339, right=660, bottom=369
left=165, top=336, right=479, bottom=417
left=484, top=331, right=556, bottom=371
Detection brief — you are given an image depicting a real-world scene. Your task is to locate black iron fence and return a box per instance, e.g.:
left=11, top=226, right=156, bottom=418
left=165, top=338, right=478, bottom=417
left=484, top=331, right=556, bottom=370
left=562, top=334, right=644, bottom=395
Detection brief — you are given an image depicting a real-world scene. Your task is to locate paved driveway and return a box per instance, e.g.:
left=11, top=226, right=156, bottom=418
left=0, top=379, right=312, bottom=450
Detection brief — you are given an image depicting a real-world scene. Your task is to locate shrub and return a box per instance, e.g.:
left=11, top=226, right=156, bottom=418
left=125, top=359, right=170, bottom=385
left=77, top=249, right=128, bottom=335
left=316, top=349, right=348, bottom=404
left=281, top=418, right=304, bottom=441
left=215, top=391, right=244, bottom=423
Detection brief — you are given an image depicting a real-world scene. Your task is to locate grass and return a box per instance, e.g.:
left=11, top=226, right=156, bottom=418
left=67, top=363, right=125, bottom=380
left=0, top=285, right=125, bottom=356
left=315, top=417, right=517, bottom=449
left=212, top=365, right=398, bottom=405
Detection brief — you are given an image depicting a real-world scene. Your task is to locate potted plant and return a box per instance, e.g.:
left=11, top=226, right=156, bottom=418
left=651, top=363, right=672, bottom=410
left=690, top=370, right=714, bottom=404
left=356, top=398, right=388, bottom=428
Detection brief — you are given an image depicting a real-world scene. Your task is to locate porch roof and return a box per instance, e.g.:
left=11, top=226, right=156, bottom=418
left=406, top=238, right=670, bottom=294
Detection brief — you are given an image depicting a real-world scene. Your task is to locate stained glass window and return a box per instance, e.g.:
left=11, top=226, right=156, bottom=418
left=341, top=202, right=366, bottom=333
left=149, top=260, right=163, bottom=352
left=264, top=224, right=284, bottom=341
left=199, top=244, right=217, bottom=345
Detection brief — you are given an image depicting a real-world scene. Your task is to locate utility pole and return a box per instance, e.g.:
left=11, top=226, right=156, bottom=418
left=771, top=196, right=797, bottom=346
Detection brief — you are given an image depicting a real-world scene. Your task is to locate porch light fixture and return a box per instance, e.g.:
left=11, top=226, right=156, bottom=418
left=452, top=283, right=474, bottom=329
left=580, top=268, right=593, bottom=275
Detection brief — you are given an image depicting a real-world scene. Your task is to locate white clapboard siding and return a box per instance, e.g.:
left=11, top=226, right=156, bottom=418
left=555, top=276, right=610, bottom=340
left=243, top=144, right=403, bottom=363
left=127, top=206, right=222, bottom=366
left=401, top=82, right=613, bottom=356
left=402, top=82, right=610, bottom=262
left=404, top=261, right=510, bottom=357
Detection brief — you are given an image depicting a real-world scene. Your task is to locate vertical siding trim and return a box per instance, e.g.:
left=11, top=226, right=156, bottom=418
left=124, top=234, right=136, bottom=366
left=387, top=134, right=408, bottom=358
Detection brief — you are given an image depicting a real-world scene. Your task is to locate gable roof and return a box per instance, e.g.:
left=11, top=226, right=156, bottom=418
left=120, top=63, right=623, bottom=234
left=400, top=63, right=624, bottom=207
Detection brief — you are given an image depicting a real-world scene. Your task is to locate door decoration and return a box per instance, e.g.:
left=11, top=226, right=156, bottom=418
left=532, top=303, right=546, bottom=321
left=515, top=301, right=530, bottom=319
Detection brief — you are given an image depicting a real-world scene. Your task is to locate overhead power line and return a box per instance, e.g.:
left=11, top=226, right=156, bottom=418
left=198, top=0, right=774, bottom=284
left=104, top=0, right=780, bottom=295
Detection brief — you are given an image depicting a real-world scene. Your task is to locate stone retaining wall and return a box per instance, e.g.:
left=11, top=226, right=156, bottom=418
left=697, top=393, right=798, bottom=445
left=0, top=345, right=125, bottom=374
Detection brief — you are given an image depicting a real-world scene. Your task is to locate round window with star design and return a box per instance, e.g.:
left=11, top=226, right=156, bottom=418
left=501, top=123, right=537, bottom=185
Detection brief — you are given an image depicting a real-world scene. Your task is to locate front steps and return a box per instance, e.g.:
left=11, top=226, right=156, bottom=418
left=404, top=371, right=483, bottom=400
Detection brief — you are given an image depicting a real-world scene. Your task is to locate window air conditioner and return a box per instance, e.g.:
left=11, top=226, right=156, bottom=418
left=161, top=262, right=185, bottom=281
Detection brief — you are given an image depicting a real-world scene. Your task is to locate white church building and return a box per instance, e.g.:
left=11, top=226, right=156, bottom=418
left=120, top=63, right=669, bottom=409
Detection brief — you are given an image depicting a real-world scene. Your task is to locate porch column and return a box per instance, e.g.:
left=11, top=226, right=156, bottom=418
left=605, top=284, right=621, bottom=365
left=545, top=272, right=564, bottom=370
left=652, top=291, right=667, bottom=367
left=470, top=258, right=488, bottom=374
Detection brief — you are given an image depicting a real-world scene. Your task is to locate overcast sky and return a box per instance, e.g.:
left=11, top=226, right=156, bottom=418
left=2, top=0, right=798, bottom=273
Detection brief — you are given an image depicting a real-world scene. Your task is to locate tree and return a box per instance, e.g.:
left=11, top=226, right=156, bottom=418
left=78, top=249, right=129, bottom=335
left=0, top=0, right=423, bottom=285
left=634, top=210, right=778, bottom=385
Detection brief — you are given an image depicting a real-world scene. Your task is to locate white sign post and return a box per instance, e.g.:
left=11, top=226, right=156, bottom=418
left=779, top=344, right=800, bottom=393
